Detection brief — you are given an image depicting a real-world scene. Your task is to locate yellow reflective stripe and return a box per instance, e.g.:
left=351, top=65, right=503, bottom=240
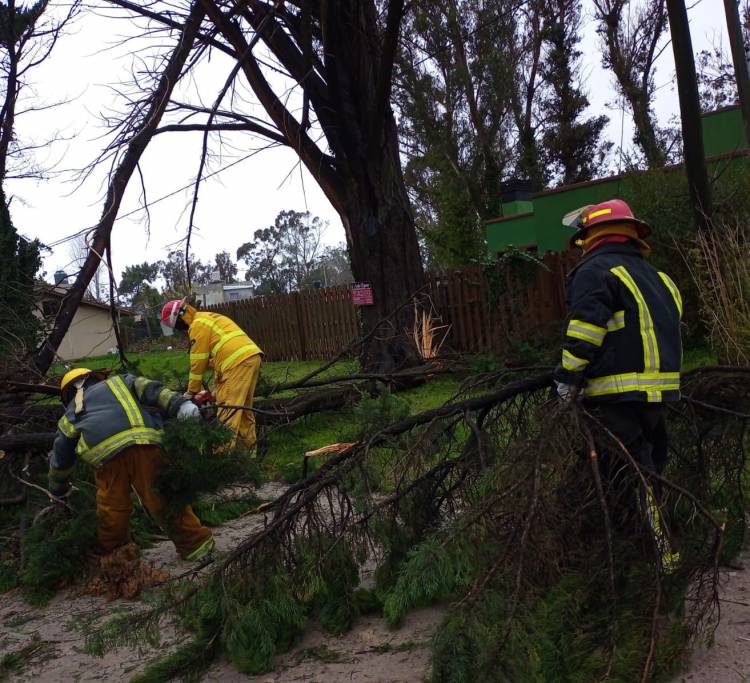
left=606, top=310, right=626, bottom=332
left=611, top=267, right=659, bottom=372
left=562, top=349, right=589, bottom=371
left=582, top=207, right=612, bottom=223
left=658, top=272, right=683, bottom=320
left=567, top=320, right=606, bottom=346
left=192, top=317, right=222, bottom=332
left=184, top=535, right=215, bottom=561
left=189, top=372, right=204, bottom=381
left=157, top=387, right=174, bottom=412
left=58, top=414, right=80, bottom=438
left=643, top=484, right=677, bottom=568
left=212, top=329, right=246, bottom=357
left=219, top=344, right=256, bottom=372
left=191, top=352, right=210, bottom=360
left=81, top=427, right=163, bottom=467
left=108, top=376, right=145, bottom=428
left=584, top=372, right=680, bottom=398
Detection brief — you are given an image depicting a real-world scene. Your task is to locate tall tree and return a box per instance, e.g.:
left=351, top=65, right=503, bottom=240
left=119, top=261, right=161, bottom=306
left=696, top=2, right=750, bottom=112
left=160, top=250, right=211, bottom=297
left=540, top=0, right=610, bottom=185
left=594, top=0, right=672, bottom=167
left=0, top=195, right=40, bottom=359
left=198, top=0, right=425, bottom=369
left=666, top=0, right=712, bottom=231
left=38, top=0, right=426, bottom=371
left=1, top=1, right=75, bottom=363
left=119, top=261, right=162, bottom=336
left=395, top=0, right=532, bottom=266
left=213, top=251, right=238, bottom=284
left=237, top=210, right=326, bottom=294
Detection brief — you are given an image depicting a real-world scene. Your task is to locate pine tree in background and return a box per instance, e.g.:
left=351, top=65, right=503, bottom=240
left=540, top=0, right=611, bottom=185
left=0, top=185, right=41, bottom=361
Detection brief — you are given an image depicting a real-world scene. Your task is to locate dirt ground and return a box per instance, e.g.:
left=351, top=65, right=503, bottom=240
left=1, top=484, right=748, bottom=682
left=677, top=545, right=750, bottom=683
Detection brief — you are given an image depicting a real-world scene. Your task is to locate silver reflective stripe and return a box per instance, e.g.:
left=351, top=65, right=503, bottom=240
left=567, top=322, right=606, bottom=346
left=83, top=427, right=163, bottom=467
left=585, top=372, right=680, bottom=397
left=606, top=310, right=625, bottom=331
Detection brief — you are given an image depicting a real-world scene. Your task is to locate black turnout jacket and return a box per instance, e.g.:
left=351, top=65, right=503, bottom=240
left=553, top=241, right=682, bottom=403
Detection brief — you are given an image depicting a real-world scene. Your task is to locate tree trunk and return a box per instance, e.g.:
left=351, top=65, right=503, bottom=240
left=321, top=0, right=425, bottom=371
left=629, top=89, right=667, bottom=168
left=340, top=116, right=426, bottom=371
left=666, top=0, right=713, bottom=231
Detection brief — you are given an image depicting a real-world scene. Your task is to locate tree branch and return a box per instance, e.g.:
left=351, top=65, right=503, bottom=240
left=200, top=0, right=344, bottom=214
left=153, top=122, right=287, bottom=144
left=33, top=1, right=207, bottom=374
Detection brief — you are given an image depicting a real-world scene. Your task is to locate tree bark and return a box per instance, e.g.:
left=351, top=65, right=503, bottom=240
left=666, top=0, right=713, bottom=231
left=32, top=1, right=206, bottom=374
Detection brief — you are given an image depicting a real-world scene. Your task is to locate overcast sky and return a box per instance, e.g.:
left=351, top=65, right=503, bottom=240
left=5, top=0, right=725, bottom=284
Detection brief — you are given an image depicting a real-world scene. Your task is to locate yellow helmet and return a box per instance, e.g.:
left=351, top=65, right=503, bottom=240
left=60, top=368, right=93, bottom=393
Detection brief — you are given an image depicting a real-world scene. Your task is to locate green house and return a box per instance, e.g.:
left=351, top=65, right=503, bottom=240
left=484, top=106, right=749, bottom=256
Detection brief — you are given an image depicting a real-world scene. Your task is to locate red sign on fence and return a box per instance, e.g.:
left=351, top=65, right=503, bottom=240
left=351, top=282, right=374, bottom=306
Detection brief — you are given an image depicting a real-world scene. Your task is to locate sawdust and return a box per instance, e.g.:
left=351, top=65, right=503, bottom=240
left=84, top=543, right=170, bottom=600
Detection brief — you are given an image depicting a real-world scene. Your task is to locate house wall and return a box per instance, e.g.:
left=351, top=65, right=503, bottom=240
left=485, top=106, right=750, bottom=256
left=56, top=304, right=121, bottom=361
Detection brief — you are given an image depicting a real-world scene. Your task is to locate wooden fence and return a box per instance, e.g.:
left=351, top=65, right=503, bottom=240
left=207, top=253, right=577, bottom=361
left=207, top=285, right=358, bottom=362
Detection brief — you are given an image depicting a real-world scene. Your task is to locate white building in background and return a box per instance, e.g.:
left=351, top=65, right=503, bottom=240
left=191, top=282, right=254, bottom=307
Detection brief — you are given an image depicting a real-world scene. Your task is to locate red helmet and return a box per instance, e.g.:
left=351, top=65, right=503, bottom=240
left=576, top=199, right=651, bottom=238
left=160, top=298, right=186, bottom=328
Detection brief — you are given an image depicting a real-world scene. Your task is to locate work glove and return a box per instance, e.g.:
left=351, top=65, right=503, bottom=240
left=554, top=381, right=579, bottom=402
left=177, top=401, right=201, bottom=421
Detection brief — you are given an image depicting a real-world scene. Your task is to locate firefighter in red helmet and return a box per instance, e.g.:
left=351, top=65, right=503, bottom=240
left=161, top=298, right=263, bottom=452
left=556, top=199, right=683, bottom=571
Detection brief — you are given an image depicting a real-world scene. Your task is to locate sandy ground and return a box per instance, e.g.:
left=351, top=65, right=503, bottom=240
left=676, top=546, right=750, bottom=683
left=1, top=484, right=748, bottom=683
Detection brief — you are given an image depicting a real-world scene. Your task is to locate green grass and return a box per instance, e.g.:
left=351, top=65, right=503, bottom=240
left=260, top=375, right=461, bottom=483
left=682, top=346, right=718, bottom=371
left=52, top=350, right=357, bottom=395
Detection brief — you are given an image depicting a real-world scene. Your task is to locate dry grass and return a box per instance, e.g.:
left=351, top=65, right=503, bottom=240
left=683, top=221, right=750, bottom=365
left=411, top=300, right=450, bottom=360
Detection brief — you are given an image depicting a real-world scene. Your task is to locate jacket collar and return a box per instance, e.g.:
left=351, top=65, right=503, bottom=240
left=567, top=240, right=642, bottom=278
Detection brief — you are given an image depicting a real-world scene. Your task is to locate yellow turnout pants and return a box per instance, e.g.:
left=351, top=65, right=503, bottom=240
left=215, top=353, right=262, bottom=452
left=95, top=444, right=213, bottom=558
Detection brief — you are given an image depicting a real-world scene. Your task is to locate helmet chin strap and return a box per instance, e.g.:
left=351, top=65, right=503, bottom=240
left=73, top=378, right=87, bottom=415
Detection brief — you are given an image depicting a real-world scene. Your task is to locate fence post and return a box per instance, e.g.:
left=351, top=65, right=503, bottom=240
left=294, top=291, right=308, bottom=360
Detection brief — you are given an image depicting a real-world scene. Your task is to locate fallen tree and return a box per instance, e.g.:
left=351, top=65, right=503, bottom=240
left=84, top=366, right=747, bottom=682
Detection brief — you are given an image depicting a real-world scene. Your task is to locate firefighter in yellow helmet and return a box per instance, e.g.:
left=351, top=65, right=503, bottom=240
left=161, top=298, right=263, bottom=452
left=48, top=368, right=214, bottom=560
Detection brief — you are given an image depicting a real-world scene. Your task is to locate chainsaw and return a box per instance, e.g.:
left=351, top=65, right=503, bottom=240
left=192, top=388, right=217, bottom=420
